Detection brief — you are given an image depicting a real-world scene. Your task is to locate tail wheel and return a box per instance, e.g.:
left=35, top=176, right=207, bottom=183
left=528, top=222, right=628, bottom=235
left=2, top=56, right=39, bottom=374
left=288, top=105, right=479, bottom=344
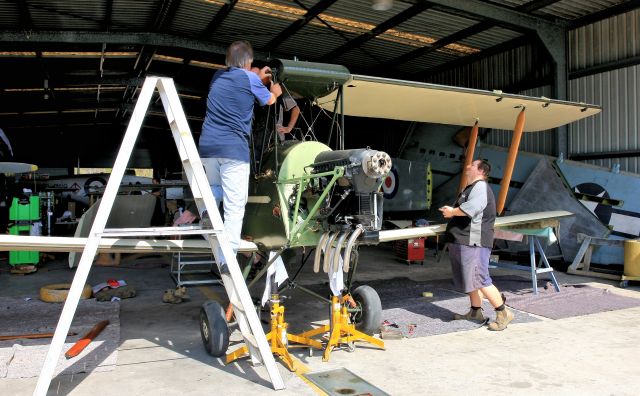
left=200, top=300, right=229, bottom=357
left=350, top=285, right=382, bottom=335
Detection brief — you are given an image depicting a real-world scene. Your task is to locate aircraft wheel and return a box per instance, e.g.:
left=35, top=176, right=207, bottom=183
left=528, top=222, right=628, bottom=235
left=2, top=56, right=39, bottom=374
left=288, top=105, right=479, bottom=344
left=351, top=285, right=382, bottom=336
left=200, top=300, right=229, bottom=357
left=620, top=280, right=629, bottom=288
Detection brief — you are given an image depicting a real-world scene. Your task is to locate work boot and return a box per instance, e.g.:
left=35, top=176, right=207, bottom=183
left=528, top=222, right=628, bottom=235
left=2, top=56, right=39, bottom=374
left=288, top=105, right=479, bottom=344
left=453, top=307, right=485, bottom=322
left=488, top=307, right=514, bottom=331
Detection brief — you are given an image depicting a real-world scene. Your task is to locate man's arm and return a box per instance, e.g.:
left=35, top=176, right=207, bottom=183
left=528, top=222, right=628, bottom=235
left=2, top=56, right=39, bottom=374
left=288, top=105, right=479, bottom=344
left=439, top=206, right=467, bottom=219
left=267, top=83, right=282, bottom=105
left=277, top=105, right=300, bottom=134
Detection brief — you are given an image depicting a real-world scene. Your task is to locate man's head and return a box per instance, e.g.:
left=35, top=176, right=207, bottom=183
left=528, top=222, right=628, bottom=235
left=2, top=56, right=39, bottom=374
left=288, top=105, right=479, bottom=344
left=226, top=41, right=253, bottom=69
left=465, top=159, right=491, bottom=181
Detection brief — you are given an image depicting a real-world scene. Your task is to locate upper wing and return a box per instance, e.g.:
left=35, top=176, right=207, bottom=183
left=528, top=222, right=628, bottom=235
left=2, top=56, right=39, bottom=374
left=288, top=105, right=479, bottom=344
left=378, top=210, right=573, bottom=242
left=316, top=75, right=601, bottom=132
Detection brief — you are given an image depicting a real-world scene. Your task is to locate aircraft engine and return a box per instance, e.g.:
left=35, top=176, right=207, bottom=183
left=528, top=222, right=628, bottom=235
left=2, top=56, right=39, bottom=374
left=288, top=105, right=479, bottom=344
left=313, top=149, right=392, bottom=232
left=242, top=141, right=391, bottom=251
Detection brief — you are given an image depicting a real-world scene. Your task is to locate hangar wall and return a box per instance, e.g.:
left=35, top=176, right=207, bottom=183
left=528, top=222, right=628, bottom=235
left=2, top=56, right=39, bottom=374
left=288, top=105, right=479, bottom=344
left=427, top=9, right=640, bottom=175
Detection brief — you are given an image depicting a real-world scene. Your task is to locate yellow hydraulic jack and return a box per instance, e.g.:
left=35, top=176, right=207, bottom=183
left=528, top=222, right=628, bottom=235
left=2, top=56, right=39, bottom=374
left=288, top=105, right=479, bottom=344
left=296, top=294, right=385, bottom=362
left=226, top=293, right=322, bottom=371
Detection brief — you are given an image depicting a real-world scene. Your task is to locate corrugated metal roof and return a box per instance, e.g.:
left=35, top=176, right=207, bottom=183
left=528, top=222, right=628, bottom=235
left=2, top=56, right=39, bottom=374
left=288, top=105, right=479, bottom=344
left=27, top=0, right=104, bottom=30
left=537, top=0, right=628, bottom=20
left=489, top=0, right=628, bottom=19
left=111, top=0, right=159, bottom=31
left=170, top=1, right=225, bottom=38
left=0, top=2, right=21, bottom=28
left=396, top=8, right=478, bottom=41
left=282, top=24, right=357, bottom=61
left=214, top=3, right=305, bottom=48
left=458, top=26, right=522, bottom=51
left=396, top=51, right=460, bottom=74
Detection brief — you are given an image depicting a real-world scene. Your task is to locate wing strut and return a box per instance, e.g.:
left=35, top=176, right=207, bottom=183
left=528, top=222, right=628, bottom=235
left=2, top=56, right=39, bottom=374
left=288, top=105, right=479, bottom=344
left=457, top=120, right=480, bottom=194
left=497, top=108, right=526, bottom=215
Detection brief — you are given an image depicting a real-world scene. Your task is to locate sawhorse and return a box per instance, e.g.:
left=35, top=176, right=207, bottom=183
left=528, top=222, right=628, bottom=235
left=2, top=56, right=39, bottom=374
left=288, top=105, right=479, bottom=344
left=493, top=227, right=560, bottom=295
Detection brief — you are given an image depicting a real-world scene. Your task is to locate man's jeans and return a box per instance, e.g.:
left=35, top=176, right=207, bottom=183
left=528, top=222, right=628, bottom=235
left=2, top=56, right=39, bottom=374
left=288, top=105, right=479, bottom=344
left=201, top=157, right=250, bottom=261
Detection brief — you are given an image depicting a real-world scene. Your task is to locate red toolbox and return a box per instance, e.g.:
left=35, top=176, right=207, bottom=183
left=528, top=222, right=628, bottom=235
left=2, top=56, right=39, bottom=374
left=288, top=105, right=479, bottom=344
left=394, top=237, right=425, bottom=265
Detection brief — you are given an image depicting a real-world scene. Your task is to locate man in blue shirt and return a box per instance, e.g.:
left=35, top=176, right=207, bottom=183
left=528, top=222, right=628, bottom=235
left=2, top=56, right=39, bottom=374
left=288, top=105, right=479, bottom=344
left=200, top=41, right=282, bottom=259
left=440, top=159, right=514, bottom=331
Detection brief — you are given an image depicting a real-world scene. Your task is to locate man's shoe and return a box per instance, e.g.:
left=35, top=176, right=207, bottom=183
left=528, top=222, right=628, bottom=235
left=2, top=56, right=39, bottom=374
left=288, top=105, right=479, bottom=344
left=453, top=308, right=485, bottom=322
left=488, top=307, right=514, bottom=331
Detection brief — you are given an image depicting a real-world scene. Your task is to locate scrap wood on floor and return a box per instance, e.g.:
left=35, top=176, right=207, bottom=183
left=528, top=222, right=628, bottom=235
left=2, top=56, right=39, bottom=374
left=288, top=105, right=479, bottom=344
left=0, top=297, right=120, bottom=379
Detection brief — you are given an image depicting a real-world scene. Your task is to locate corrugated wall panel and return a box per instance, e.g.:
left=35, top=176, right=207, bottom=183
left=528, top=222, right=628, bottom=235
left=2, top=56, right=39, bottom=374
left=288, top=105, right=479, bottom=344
left=570, top=65, right=640, bottom=173
left=425, top=40, right=549, bottom=91
left=569, top=8, right=640, bottom=70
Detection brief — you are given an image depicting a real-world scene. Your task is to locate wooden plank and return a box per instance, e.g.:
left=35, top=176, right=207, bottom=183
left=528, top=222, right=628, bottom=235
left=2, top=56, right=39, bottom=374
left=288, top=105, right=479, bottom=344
left=568, top=237, right=591, bottom=271
left=577, top=233, right=625, bottom=247
left=566, top=268, right=621, bottom=281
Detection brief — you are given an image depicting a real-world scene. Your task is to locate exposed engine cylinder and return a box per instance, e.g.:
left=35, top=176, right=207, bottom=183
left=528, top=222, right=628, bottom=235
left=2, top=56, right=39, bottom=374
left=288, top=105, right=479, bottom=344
left=313, top=149, right=392, bottom=193
left=312, top=148, right=392, bottom=232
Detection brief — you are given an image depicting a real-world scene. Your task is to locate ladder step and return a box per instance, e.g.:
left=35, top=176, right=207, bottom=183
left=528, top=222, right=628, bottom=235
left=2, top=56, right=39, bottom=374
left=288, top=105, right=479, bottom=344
left=100, top=226, right=222, bottom=237
left=536, top=267, right=555, bottom=273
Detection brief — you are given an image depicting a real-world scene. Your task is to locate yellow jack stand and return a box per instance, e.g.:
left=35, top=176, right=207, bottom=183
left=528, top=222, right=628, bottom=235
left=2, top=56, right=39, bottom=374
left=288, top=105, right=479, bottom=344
left=226, top=294, right=322, bottom=371
left=296, top=295, right=385, bottom=362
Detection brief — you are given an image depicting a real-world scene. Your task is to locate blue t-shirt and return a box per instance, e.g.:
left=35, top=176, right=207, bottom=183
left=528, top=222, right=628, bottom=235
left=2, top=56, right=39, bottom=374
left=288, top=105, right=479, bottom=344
left=199, top=67, right=272, bottom=162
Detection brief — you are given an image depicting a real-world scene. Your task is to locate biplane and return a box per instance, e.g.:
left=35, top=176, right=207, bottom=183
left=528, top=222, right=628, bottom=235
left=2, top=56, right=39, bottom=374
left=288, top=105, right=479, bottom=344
left=0, top=59, right=600, bottom=385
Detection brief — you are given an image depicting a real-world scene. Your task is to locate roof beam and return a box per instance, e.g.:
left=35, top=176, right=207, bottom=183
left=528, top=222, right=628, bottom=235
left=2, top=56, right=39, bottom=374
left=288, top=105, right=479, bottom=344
left=402, top=0, right=567, bottom=31
left=322, top=1, right=433, bottom=61
left=388, top=0, right=561, bottom=73
left=264, top=0, right=338, bottom=51
left=0, top=30, right=278, bottom=60
left=153, top=0, right=183, bottom=32
left=16, top=0, right=34, bottom=29
left=571, top=0, right=640, bottom=29
left=201, top=0, right=238, bottom=39
left=104, top=0, right=114, bottom=31
left=380, top=0, right=560, bottom=69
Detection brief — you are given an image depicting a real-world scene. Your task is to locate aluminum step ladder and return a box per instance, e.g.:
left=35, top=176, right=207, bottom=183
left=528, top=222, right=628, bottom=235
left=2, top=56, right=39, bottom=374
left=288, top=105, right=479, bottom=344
left=34, top=77, right=284, bottom=395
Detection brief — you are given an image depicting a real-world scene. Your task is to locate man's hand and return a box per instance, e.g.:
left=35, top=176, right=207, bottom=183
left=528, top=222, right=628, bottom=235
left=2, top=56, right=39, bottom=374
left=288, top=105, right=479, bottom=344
left=251, top=66, right=272, bottom=85
left=277, top=125, right=293, bottom=134
left=270, top=82, right=282, bottom=97
left=439, top=205, right=454, bottom=219
left=257, top=66, right=272, bottom=85
left=266, top=82, right=282, bottom=105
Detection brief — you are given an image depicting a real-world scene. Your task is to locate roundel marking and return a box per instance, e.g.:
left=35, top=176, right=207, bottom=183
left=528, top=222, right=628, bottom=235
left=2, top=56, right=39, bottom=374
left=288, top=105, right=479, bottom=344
left=382, top=167, right=399, bottom=199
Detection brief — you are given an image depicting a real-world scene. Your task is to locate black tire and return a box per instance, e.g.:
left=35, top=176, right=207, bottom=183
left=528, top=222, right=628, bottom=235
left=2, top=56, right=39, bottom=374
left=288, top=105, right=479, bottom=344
left=351, top=285, right=382, bottom=335
left=200, top=300, right=229, bottom=357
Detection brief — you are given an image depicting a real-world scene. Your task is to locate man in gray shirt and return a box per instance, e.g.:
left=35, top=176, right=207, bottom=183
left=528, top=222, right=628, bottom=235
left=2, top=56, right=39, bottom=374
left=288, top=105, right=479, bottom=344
left=440, top=159, right=514, bottom=331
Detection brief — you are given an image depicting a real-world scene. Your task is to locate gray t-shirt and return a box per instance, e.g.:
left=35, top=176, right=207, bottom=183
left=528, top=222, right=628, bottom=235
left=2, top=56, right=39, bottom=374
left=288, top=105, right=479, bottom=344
left=445, top=180, right=496, bottom=248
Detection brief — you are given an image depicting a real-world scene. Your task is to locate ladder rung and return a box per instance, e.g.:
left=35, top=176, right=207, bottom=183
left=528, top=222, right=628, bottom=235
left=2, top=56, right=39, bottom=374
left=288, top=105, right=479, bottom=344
left=100, top=226, right=222, bottom=237
left=536, top=267, right=554, bottom=273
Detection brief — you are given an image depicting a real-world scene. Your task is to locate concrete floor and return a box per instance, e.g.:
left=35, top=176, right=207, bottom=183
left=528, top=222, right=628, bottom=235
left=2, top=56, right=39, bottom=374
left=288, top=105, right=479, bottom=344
left=1, top=246, right=640, bottom=396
